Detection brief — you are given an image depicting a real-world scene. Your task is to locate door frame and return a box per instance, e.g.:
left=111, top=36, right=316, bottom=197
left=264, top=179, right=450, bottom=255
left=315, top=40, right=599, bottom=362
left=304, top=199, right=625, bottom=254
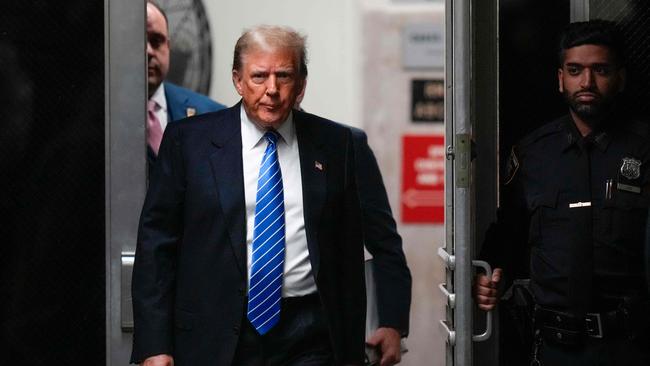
left=105, top=0, right=147, bottom=364
left=443, top=0, right=499, bottom=365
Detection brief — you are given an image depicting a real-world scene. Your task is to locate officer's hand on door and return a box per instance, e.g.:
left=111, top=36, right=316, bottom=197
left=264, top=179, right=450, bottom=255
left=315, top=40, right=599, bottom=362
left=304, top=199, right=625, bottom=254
left=473, top=268, right=502, bottom=311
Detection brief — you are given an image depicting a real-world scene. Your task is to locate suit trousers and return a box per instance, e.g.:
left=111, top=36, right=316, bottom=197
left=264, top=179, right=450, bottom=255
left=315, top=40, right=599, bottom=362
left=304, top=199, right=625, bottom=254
left=232, top=293, right=333, bottom=366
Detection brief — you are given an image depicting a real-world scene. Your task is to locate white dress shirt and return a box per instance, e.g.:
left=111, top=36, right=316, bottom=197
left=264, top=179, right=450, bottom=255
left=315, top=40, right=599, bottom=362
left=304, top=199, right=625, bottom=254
left=240, top=106, right=317, bottom=297
left=149, top=84, right=169, bottom=131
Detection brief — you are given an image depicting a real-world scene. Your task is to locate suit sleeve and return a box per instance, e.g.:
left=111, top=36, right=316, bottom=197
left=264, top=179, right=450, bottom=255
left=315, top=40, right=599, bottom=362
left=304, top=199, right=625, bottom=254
left=351, top=128, right=412, bottom=336
left=130, top=124, right=185, bottom=363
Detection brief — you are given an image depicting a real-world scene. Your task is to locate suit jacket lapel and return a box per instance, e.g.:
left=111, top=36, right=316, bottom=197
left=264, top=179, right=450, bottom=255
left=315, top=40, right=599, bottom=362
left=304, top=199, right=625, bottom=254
left=209, top=104, right=247, bottom=276
left=295, top=113, right=327, bottom=278
left=164, top=82, right=189, bottom=122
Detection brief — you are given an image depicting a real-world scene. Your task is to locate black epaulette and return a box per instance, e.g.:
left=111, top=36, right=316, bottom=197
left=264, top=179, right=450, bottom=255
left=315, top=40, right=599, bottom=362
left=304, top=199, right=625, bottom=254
left=504, top=117, right=567, bottom=185
left=517, top=116, right=567, bottom=151
left=623, top=120, right=650, bottom=139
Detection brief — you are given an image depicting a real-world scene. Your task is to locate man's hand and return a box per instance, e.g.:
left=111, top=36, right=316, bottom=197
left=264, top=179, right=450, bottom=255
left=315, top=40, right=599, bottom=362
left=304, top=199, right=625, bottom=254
left=140, top=354, right=173, bottom=366
left=473, top=268, right=503, bottom=311
left=366, top=327, right=402, bottom=366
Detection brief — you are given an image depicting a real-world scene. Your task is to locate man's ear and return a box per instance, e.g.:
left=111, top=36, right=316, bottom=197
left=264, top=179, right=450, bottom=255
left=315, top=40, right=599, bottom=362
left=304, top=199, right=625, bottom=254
left=232, top=69, right=243, bottom=96
left=558, top=68, right=564, bottom=93
left=295, top=78, right=307, bottom=108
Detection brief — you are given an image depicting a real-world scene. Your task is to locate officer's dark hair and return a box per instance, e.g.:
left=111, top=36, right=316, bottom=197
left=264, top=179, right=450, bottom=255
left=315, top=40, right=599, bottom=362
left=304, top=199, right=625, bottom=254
left=147, top=0, right=169, bottom=32
left=558, top=19, right=625, bottom=68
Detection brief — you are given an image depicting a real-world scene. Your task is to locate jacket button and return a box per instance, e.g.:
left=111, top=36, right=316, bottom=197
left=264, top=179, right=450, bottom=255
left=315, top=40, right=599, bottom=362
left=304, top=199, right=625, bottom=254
left=233, top=326, right=240, bottom=335
left=556, top=332, right=563, bottom=340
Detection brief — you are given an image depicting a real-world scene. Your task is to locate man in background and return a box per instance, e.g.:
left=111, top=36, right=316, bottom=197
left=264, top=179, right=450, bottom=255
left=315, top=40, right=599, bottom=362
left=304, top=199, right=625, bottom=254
left=296, top=87, right=411, bottom=366
left=146, top=0, right=225, bottom=157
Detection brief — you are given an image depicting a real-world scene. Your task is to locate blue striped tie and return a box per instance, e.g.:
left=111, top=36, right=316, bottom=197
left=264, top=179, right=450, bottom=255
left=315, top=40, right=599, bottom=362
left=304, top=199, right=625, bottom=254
left=247, top=131, right=285, bottom=335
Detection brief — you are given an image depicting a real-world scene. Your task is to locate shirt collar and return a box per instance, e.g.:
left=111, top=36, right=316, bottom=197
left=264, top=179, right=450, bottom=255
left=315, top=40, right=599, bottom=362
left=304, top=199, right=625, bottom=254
left=150, top=83, right=168, bottom=113
left=240, top=104, right=295, bottom=150
left=591, top=130, right=612, bottom=151
left=561, top=115, right=612, bottom=153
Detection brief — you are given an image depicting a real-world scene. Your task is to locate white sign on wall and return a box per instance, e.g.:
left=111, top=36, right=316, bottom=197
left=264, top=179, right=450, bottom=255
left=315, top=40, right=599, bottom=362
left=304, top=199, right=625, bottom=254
left=402, top=23, right=444, bottom=69
left=392, top=0, right=442, bottom=3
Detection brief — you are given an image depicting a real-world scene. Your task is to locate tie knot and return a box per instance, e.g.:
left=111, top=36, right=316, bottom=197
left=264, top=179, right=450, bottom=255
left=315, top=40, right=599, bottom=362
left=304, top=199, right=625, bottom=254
left=264, top=131, right=279, bottom=145
left=148, top=100, right=157, bottom=113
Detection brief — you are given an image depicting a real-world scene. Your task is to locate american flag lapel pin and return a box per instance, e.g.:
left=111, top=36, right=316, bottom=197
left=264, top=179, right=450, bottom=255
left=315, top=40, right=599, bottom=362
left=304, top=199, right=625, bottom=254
left=314, top=161, right=323, bottom=171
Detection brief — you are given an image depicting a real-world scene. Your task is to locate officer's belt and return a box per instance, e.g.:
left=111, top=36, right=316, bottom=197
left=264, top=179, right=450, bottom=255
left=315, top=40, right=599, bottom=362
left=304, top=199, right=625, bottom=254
left=534, top=306, right=634, bottom=345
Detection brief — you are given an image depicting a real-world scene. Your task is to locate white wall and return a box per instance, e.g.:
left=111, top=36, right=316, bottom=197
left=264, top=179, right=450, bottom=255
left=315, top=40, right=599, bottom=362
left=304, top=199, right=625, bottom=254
left=359, top=3, right=446, bottom=366
left=205, top=0, right=362, bottom=127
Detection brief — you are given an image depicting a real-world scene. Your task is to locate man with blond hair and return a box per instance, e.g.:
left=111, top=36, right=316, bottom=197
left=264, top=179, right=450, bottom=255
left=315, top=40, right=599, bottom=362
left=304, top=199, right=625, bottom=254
left=131, top=25, right=376, bottom=366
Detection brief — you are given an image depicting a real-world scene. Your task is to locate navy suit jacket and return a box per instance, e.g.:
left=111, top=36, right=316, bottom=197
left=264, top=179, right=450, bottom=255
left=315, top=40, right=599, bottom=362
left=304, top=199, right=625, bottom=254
left=147, top=82, right=226, bottom=166
left=164, top=82, right=226, bottom=121
left=350, top=128, right=411, bottom=336
left=131, top=104, right=366, bottom=365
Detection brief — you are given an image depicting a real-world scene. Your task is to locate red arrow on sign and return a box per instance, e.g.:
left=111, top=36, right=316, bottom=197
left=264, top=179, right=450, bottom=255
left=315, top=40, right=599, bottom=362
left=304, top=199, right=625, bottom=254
left=403, top=189, right=444, bottom=208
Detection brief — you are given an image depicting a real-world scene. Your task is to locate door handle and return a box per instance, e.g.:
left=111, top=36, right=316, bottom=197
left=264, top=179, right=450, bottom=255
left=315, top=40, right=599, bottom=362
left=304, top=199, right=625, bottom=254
left=121, top=252, right=135, bottom=331
left=437, top=246, right=455, bottom=270
left=438, top=248, right=494, bottom=343
left=438, top=283, right=456, bottom=308
left=439, top=319, right=456, bottom=346
left=472, top=259, right=492, bottom=342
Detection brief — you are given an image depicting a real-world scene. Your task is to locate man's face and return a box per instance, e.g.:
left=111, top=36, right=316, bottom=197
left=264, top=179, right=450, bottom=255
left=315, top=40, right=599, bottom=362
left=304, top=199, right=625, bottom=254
left=147, top=3, right=170, bottom=96
left=232, top=47, right=304, bottom=129
left=558, top=44, right=625, bottom=123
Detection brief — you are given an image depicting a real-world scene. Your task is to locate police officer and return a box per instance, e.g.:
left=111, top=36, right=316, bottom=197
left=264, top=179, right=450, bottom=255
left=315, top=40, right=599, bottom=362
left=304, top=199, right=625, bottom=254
left=474, top=20, right=650, bottom=365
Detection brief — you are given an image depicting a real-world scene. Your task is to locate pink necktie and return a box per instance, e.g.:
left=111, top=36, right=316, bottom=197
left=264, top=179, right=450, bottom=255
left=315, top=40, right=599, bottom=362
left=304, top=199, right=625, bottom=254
left=147, top=100, right=163, bottom=156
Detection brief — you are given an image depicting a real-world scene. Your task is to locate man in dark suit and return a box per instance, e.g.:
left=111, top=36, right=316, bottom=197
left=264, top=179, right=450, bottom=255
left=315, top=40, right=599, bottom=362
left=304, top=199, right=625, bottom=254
left=131, top=25, right=368, bottom=366
left=146, top=0, right=225, bottom=158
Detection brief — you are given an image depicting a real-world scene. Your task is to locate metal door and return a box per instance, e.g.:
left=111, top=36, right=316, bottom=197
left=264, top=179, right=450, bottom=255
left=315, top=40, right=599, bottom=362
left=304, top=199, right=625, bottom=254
left=105, top=0, right=147, bottom=364
left=441, top=1, right=649, bottom=365
left=440, top=1, right=499, bottom=365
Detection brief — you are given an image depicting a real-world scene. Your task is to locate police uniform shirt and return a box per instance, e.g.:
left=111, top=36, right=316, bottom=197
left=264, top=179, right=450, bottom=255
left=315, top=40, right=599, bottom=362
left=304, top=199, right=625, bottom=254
left=485, top=115, right=650, bottom=313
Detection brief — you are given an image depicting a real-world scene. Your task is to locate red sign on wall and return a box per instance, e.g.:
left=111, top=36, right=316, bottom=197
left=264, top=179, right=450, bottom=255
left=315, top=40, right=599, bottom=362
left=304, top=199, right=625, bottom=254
left=401, top=135, right=445, bottom=223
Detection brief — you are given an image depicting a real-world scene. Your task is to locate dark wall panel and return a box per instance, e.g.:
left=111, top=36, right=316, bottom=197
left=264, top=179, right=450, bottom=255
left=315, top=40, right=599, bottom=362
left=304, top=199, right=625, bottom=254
left=499, top=0, right=570, bottom=154
left=591, top=0, right=650, bottom=120
left=0, top=1, right=105, bottom=365
left=496, top=2, right=570, bottom=365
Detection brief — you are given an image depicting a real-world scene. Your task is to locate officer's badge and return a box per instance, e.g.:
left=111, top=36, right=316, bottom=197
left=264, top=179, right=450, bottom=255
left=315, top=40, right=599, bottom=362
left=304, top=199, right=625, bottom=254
left=620, top=157, right=641, bottom=180
left=504, top=147, right=519, bottom=185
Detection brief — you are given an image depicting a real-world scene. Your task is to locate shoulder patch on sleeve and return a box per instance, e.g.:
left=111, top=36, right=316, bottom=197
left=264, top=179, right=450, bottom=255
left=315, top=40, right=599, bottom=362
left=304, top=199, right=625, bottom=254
left=504, top=146, right=520, bottom=185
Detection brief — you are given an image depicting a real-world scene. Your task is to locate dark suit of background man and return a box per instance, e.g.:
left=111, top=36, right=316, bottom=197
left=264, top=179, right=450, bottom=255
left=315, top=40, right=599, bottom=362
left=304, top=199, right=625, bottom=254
left=351, top=127, right=411, bottom=366
left=294, top=81, right=412, bottom=366
left=131, top=25, right=370, bottom=366
left=146, top=0, right=225, bottom=160
left=474, top=20, right=650, bottom=365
